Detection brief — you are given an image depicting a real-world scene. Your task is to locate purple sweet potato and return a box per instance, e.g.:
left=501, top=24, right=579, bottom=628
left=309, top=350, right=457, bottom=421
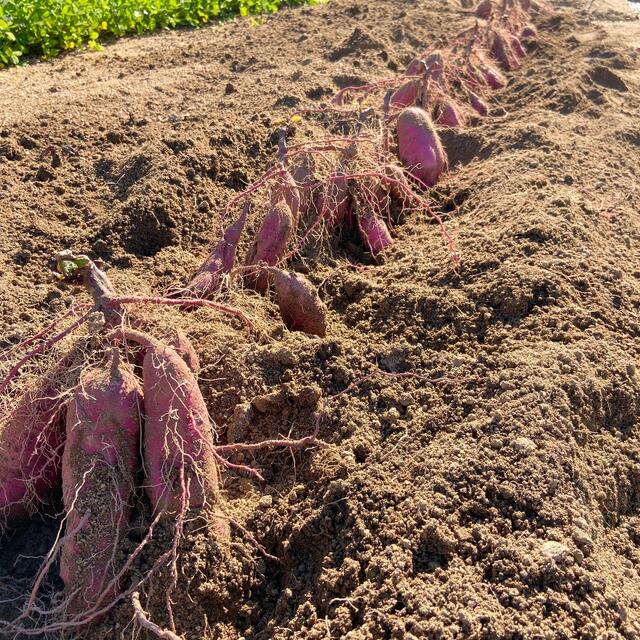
left=1, top=366, right=67, bottom=526
left=468, top=90, right=489, bottom=116
left=383, top=164, right=413, bottom=211
left=270, top=171, right=301, bottom=226
left=268, top=268, right=328, bottom=337
left=396, top=106, right=447, bottom=187
left=245, top=200, right=295, bottom=293
left=318, top=172, right=352, bottom=227
left=358, top=209, right=393, bottom=256
left=168, top=330, right=200, bottom=376
left=478, top=60, right=506, bottom=89
left=390, top=78, right=421, bottom=109
left=108, top=329, right=226, bottom=536
left=434, top=100, right=465, bottom=127
left=475, top=0, right=493, bottom=18
left=186, top=205, right=248, bottom=299
left=404, top=57, right=425, bottom=77
left=521, top=24, right=538, bottom=38
left=59, top=350, right=141, bottom=613
left=510, top=35, right=527, bottom=59
left=491, top=31, right=520, bottom=71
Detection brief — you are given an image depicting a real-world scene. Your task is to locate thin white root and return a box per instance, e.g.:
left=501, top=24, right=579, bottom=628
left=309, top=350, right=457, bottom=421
left=132, top=592, right=183, bottom=640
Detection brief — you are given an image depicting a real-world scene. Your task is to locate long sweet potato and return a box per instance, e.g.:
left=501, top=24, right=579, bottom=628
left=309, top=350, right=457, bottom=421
left=245, top=200, right=294, bottom=293
left=59, top=350, right=141, bottom=613
left=108, top=329, right=225, bottom=534
left=186, top=204, right=248, bottom=299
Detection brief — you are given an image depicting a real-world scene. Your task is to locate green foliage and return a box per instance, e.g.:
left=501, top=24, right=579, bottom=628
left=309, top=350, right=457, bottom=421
left=0, top=0, right=321, bottom=68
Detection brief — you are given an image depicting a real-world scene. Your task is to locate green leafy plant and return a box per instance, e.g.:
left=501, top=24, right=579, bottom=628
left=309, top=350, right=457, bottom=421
left=0, top=0, right=323, bottom=68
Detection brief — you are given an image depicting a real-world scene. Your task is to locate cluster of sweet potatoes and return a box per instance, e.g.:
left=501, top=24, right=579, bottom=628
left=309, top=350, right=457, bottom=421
left=0, top=0, right=542, bottom=633
left=183, top=0, right=539, bottom=317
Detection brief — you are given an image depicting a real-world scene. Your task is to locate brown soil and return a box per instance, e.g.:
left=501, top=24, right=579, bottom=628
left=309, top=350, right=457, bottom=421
left=1, top=0, right=640, bottom=638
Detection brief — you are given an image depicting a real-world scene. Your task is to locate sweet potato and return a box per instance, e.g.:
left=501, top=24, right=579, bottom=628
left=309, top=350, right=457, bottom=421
left=245, top=200, right=294, bottom=293
left=521, top=24, right=538, bottom=38
left=468, top=90, right=489, bottom=116
left=109, top=330, right=225, bottom=530
left=491, top=32, right=520, bottom=71
left=168, top=330, right=200, bottom=376
left=186, top=204, right=248, bottom=299
left=396, top=106, right=447, bottom=187
left=475, top=0, right=493, bottom=18
left=59, top=350, right=141, bottom=613
left=270, top=171, right=301, bottom=225
left=510, top=35, right=526, bottom=59
left=434, top=100, right=465, bottom=127
left=318, top=172, right=352, bottom=227
left=268, top=268, right=328, bottom=337
left=358, top=209, right=393, bottom=256
left=404, top=57, right=425, bottom=77
left=383, top=164, right=413, bottom=211
left=0, top=372, right=65, bottom=527
left=390, top=78, right=421, bottom=108
left=478, top=61, right=506, bottom=89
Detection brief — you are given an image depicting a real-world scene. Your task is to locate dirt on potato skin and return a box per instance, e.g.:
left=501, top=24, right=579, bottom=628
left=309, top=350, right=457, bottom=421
left=2, top=0, right=640, bottom=638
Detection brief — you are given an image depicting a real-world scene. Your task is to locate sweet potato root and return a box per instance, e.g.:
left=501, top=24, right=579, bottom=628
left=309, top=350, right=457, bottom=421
left=396, top=106, right=447, bottom=187
left=59, top=350, right=141, bottom=613
left=186, top=204, right=248, bottom=299
left=1, top=364, right=68, bottom=527
left=108, top=329, right=226, bottom=532
left=267, top=268, right=328, bottom=337
left=245, top=200, right=295, bottom=293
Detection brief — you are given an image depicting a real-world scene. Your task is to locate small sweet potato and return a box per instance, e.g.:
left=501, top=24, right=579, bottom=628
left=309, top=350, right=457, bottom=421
left=396, top=106, right=447, bottom=187
left=59, top=350, right=141, bottom=613
left=318, top=173, right=352, bottom=227
left=468, top=90, right=489, bottom=116
left=434, top=100, right=465, bottom=127
left=475, top=0, right=493, bottom=18
left=358, top=209, right=393, bottom=256
left=491, top=32, right=520, bottom=71
left=290, top=152, right=316, bottom=219
left=268, top=268, right=328, bottom=337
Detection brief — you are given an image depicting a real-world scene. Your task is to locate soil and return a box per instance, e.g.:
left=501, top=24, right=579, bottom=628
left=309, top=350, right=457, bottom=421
left=1, top=0, right=640, bottom=638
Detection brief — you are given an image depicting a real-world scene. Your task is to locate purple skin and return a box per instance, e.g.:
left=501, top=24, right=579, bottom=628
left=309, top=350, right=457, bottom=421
left=59, top=351, right=141, bottom=613
left=268, top=268, right=328, bottom=337
left=245, top=200, right=294, bottom=293
left=475, top=0, right=493, bottom=18
left=107, top=329, right=226, bottom=534
left=0, top=354, right=75, bottom=527
left=396, top=107, right=447, bottom=187
left=468, top=90, right=489, bottom=116
left=521, top=24, right=537, bottom=38
left=479, top=62, right=506, bottom=89
left=511, top=36, right=527, bottom=59
left=491, top=34, right=519, bottom=71
left=187, top=205, right=248, bottom=299
left=390, top=79, right=421, bottom=108
left=358, top=211, right=393, bottom=256
left=404, top=57, right=425, bottom=77
left=270, top=171, right=301, bottom=226
left=435, top=101, right=464, bottom=127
